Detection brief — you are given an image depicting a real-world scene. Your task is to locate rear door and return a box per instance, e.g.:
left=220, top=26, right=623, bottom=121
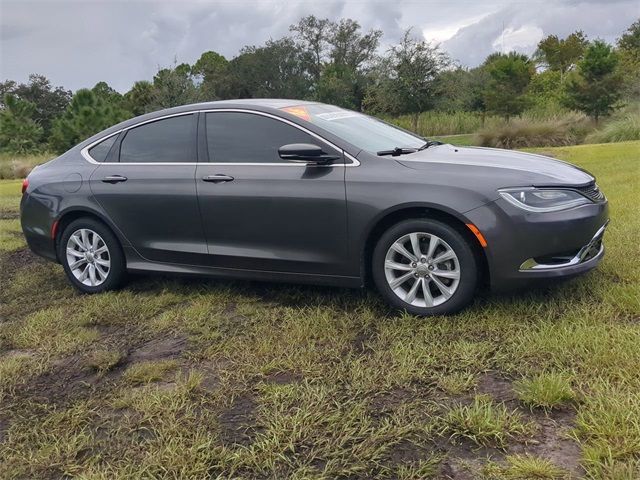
left=89, top=113, right=207, bottom=264
left=196, top=110, right=350, bottom=275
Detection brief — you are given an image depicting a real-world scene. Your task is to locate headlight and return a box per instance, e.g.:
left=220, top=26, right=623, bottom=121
left=499, top=187, right=591, bottom=212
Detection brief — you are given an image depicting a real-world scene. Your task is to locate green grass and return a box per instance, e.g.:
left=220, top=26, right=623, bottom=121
left=0, top=180, right=22, bottom=219
left=515, top=372, right=576, bottom=410
left=440, top=395, right=532, bottom=449
left=0, top=141, right=639, bottom=478
left=0, top=218, right=25, bottom=251
left=486, top=454, right=568, bottom=479
left=123, top=360, right=179, bottom=385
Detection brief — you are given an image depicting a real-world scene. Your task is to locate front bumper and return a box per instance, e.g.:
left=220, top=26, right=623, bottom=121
left=518, top=221, right=607, bottom=272
left=465, top=198, right=609, bottom=291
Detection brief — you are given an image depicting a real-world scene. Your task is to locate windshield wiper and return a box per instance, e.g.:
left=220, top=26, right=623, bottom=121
left=377, top=147, right=418, bottom=157
left=418, top=140, right=441, bottom=150
left=377, top=140, right=442, bottom=157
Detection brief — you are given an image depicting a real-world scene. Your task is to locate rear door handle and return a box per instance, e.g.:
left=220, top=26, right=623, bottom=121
left=102, top=175, right=128, bottom=184
left=202, top=174, right=234, bottom=183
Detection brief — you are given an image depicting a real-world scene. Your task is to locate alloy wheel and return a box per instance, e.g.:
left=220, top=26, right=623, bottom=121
left=66, top=228, right=111, bottom=287
left=384, top=232, right=461, bottom=307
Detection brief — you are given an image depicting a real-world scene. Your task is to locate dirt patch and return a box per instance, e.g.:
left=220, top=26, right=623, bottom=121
left=475, top=371, right=517, bottom=403
left=389, top=438, right=433, bottom=464
left=439, top=441, right=504, bottom=480
left=0, top=248, right=43, bottom=277
left=0, top=416, right=8, bottom=444
left=127, top=335, right=187, bottom=363
left=20, top=354, right=100, bottom=405
left=369, top=387, right=415, bottom=415
left=351, top=329, right=376, bottom=356
left=512, top=408, right=582, bottom=477
left=1, top=348, right=37, bottom=359
left=219, top=392, right=258, bottom=446
left=263, top=371, right=302, bottom=385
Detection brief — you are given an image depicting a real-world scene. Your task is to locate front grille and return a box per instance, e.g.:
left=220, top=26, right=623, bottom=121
left=575, top=182, right=605, bottom=202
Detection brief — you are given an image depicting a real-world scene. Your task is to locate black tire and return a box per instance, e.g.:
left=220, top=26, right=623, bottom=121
left=58, top=217, right=127, bottom=293
left=372, top=219, right=477, bottom=316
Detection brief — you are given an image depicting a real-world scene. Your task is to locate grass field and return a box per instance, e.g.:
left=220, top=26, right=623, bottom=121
left=1, top=142, right=639, bottom=479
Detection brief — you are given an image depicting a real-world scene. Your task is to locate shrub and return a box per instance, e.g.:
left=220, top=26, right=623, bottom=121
left=476, top=114, right=593, bottom=148
left=585, top=112, right=640, bottom=143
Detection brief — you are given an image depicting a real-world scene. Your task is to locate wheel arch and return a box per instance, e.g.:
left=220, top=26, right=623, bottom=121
left=53, top=208, right=126, bottom=263
left=361, top=205, right=490, bottom=288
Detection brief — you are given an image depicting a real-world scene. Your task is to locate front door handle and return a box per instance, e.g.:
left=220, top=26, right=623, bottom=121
left=102, top=175, right=128, bottom=184
left=202, top=174, right=234, bottom=183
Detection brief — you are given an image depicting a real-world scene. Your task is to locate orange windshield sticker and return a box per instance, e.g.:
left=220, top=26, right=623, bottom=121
left=281, top=106, right=311, bottom=121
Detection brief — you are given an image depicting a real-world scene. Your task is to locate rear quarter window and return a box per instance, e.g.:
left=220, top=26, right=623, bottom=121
left=88, top=135, right=117, bottom=162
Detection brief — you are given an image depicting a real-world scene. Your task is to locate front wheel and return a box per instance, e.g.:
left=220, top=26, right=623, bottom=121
left=372, top=219, right=478, bottom=316
left=58, top=218, right=127, bottom=293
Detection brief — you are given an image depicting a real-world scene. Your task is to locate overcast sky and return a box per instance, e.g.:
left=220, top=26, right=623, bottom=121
left=1, top=0, right=638, bottom=92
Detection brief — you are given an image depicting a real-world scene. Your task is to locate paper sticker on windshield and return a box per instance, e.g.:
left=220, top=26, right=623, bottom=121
left=281, top=106, right=311, bottom=121
left=316, top=111, right=359, bottom=121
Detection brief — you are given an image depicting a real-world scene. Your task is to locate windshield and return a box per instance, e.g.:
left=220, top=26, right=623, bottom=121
left=280, top=104, right=425, bottom=153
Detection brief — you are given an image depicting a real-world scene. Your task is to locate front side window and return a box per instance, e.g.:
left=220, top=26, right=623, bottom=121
left=281, top=104, right=425, bottom=153
left=205, top=112, right=337, bottom=163
left=119, top=114, right=195, bottom=163
left=88, top=134, right=117, bottom=162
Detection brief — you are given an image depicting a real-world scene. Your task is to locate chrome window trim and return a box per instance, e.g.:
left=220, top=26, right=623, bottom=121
left=80, top=108, right=360, bottom=167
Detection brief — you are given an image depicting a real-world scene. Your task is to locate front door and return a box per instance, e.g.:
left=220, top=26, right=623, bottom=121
left=196, top=111, right=349, bottom=276
left=89, top=113, right=207, bottom=264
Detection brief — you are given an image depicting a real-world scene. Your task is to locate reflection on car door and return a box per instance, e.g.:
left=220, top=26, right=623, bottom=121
left=196, top=111, right=350, bottom=276
left=89, top=113, right=207, bottom=264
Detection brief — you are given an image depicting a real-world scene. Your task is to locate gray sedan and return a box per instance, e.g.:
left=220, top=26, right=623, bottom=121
left=20, top=100, right=609, bottom=315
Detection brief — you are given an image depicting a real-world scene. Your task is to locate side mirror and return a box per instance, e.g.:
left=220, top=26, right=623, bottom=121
left=278, top=143, right=341, bottom=165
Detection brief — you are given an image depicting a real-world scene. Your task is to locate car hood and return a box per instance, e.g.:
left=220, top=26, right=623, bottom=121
left=396, top=144, right=594, bottom=187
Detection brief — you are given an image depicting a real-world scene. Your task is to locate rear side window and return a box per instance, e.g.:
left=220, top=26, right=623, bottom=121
left=119, top=114, right=195, bottom=163
left=205, top=112, right=335, bottom=163
left=88, top=135, right=117, bottom=162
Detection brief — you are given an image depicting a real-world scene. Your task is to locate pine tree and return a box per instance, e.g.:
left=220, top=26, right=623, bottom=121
left=49, top=89, right=127, bottom=153
left=0, top=94, right=43, bottom=154
left=483, top=53, right=535, bottom=120
left=563, top=40, right=623, bottom=123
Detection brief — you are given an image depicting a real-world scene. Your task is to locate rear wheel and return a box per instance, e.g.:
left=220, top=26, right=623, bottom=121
left=58, top=218, right=127, bottom=293
left=372, top=219, right=477, bottom=316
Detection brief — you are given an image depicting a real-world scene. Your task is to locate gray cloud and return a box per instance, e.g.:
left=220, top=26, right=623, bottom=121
left=0, top=0, right=637, bottom=92
left=443, top=0, right=638, bottom=65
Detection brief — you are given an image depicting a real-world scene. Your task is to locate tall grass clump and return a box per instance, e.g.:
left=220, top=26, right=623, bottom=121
left=585, top=112, right=640, bottom=144
left=0, top=152, right=53, bottom=180
left=387, top=111, right=504, bottom=136
left=476, top=114, right=593, bottom=149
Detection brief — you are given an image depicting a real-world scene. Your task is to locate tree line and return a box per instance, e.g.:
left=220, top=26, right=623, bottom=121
left=1, top=16, right=638, bottom=154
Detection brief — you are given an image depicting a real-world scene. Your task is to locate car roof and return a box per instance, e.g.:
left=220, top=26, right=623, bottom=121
left=77, top=99, right=321, bottom=147
left=191, top=98, right=320, bottom=109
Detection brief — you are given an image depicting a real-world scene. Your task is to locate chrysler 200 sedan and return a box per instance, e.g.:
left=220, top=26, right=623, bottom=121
left=20, top=99, right=609, bottom=315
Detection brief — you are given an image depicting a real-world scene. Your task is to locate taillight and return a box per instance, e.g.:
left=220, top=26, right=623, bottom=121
left=21, top=178, right=29, bottom=194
